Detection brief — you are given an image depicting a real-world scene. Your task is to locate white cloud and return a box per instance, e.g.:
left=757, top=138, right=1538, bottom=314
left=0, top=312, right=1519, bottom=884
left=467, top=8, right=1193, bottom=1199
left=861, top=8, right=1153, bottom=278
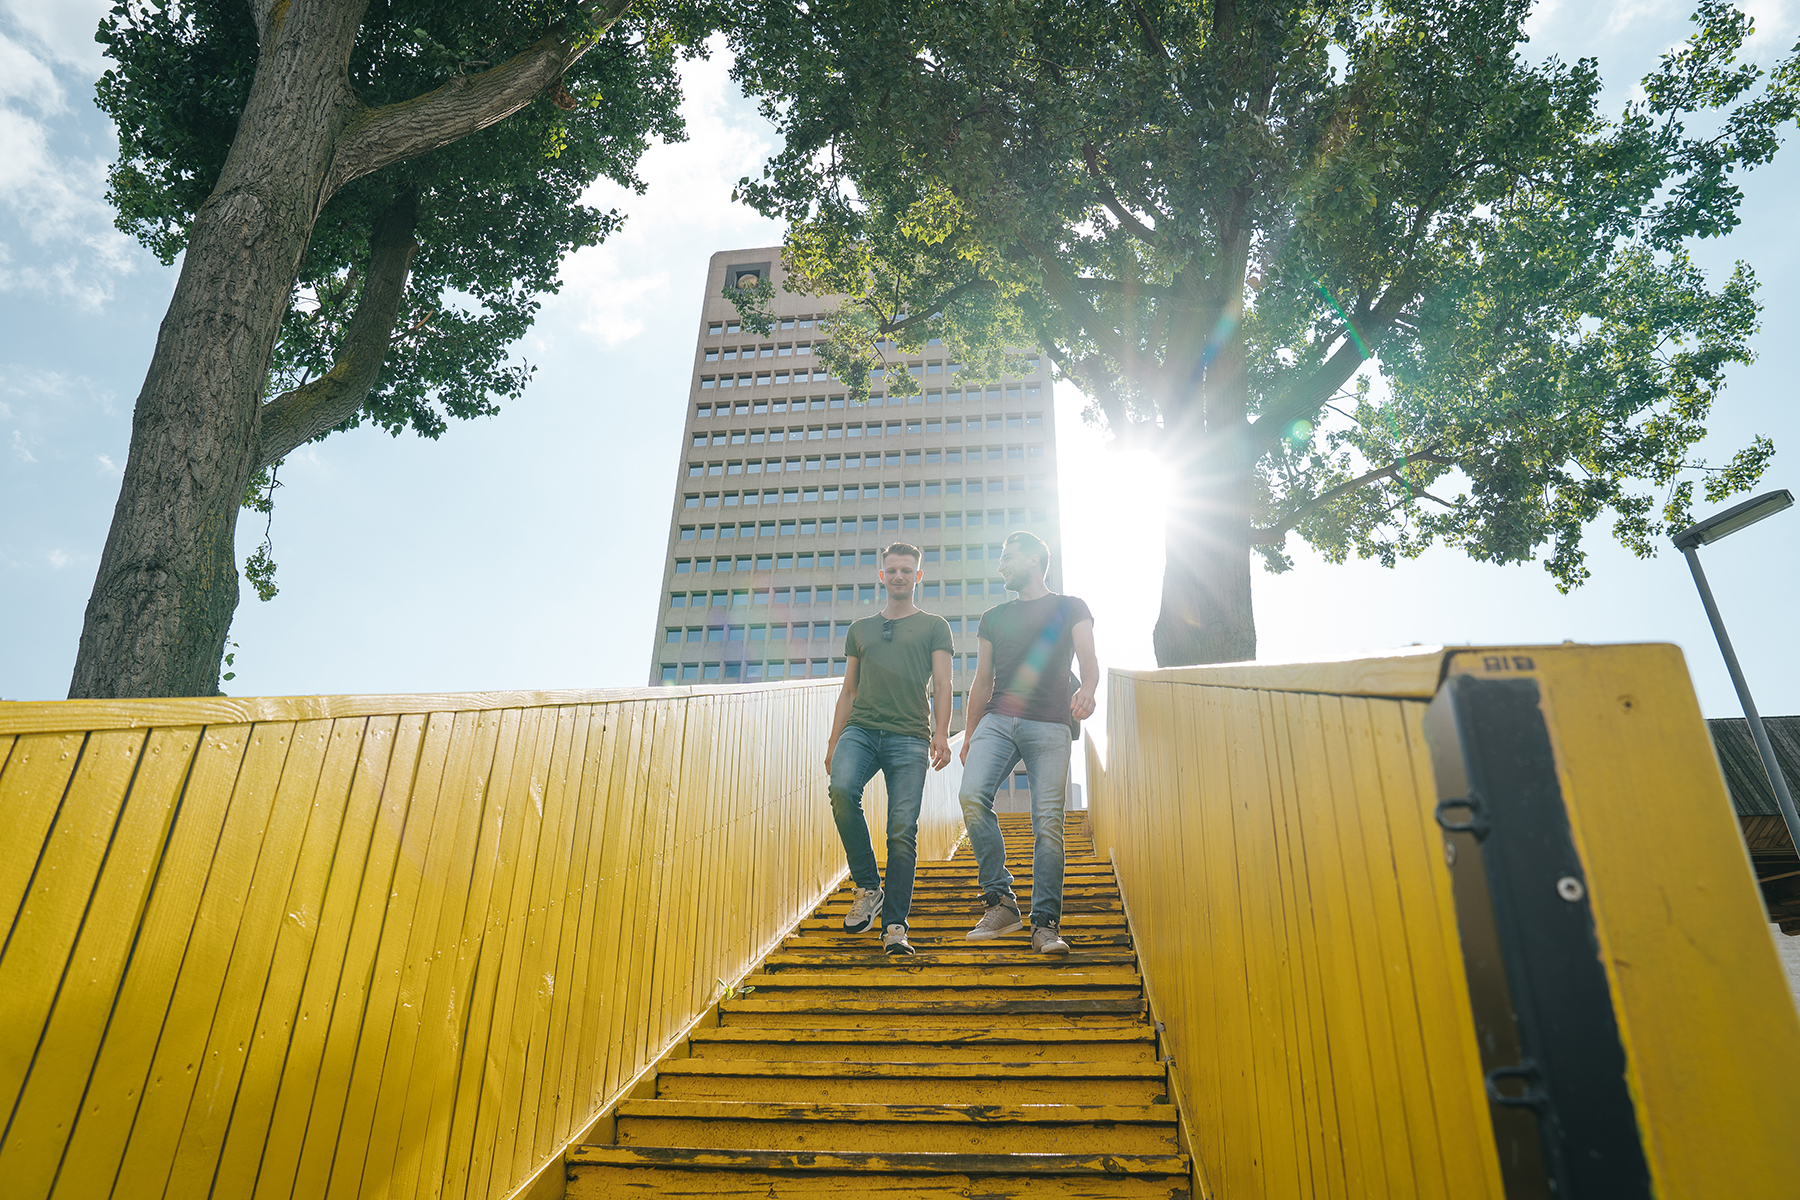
left=96, top=452, right=115, bottom=473
left=0, top=7, right=143, bottom=309
left=47, top=548, right=69, bottom=569
left=12, top=428, right=36, bottom=462
left=0, top=0, right=111, bottom=76
left=558, top=39, right=785, bottom=348
left=0, top=31, right=64, bottom=112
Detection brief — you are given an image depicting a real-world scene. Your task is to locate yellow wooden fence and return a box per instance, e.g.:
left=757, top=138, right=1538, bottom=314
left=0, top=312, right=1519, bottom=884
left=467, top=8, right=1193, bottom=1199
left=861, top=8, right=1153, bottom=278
left=1086, top=643, right=1800, bottom=1199
left=0, top=680, right=963, bottom=1200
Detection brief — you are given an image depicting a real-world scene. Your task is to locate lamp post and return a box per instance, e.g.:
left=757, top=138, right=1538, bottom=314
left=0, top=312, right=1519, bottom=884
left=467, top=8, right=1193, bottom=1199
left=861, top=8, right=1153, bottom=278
left=1673, top=489, right=1799, bottom=854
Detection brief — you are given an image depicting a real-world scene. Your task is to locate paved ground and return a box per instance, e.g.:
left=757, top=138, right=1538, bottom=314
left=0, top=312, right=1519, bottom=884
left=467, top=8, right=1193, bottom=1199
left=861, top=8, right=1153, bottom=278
left=1770, top=925, right=1800, bottom=1014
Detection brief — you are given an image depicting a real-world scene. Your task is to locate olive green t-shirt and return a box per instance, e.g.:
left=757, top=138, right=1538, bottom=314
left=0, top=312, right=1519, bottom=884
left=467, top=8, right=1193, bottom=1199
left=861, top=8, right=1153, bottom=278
left=844, top=610, right=954, bottom=739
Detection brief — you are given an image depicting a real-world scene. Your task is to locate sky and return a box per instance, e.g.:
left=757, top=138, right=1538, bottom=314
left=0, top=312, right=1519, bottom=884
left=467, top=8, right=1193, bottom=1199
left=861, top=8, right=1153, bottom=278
left=4, top=0, right=1800, bottom=739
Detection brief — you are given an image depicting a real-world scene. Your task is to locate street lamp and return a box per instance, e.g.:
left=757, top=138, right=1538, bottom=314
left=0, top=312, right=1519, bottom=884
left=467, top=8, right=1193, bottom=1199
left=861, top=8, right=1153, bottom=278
left=1673, top=489, right=1799, bottom=855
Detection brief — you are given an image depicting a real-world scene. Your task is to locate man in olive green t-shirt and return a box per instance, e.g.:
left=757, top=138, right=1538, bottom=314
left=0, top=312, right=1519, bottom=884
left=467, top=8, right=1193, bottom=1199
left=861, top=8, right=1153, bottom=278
left=824, top=543, right=954, bottom=956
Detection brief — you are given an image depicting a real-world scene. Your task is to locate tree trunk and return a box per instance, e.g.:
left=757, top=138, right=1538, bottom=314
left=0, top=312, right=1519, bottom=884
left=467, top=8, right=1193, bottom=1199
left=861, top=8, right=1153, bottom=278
left=69, top=0, right=369, bottom=698
left=1153, top=275, right=1255, bottom=669
left=1153, top=441, right=1257, bottom=667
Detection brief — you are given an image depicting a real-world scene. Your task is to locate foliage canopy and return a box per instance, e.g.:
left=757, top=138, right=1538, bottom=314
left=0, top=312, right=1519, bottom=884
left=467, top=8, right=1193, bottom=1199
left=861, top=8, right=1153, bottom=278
left=728, top=0, right=1796, bottom=662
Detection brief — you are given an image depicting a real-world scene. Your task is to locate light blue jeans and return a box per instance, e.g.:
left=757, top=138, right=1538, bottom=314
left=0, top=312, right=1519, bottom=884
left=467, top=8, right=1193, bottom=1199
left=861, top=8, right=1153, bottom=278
left=958, top=713, right=1070, bottom=927
left=828, top=724, right=928, bottom=929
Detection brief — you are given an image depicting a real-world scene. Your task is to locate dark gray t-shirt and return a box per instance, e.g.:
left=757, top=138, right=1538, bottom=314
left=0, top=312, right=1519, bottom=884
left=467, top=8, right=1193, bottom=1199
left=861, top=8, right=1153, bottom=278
left=977, top=594, right=1094, bottom=723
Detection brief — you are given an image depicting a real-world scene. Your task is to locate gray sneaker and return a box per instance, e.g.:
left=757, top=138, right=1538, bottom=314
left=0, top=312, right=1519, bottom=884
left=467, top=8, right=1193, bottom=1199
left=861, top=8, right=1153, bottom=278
left=965, top=895, right=1024, bottom=941
left=882, top=924, right=916, bottom=956
left=1032, top=923, right=1070, bottom=956
left=843, top=886, right=884, bottom=933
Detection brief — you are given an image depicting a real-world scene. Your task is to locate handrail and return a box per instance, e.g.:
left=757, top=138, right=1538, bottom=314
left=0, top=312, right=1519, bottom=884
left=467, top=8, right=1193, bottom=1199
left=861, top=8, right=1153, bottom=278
left=0, top=680, right=964, bottom=1200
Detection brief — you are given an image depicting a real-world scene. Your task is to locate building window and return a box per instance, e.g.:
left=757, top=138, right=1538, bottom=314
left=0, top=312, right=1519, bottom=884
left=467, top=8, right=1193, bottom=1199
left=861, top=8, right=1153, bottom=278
left=703, top=663, right=721, bottom=680
left=858, top=584, right=876, bottom=604
left=837, top=585, right=855, bottom=603
left=675, top=560, right=691, bottom=574
left=682, top=664, right=700, bottom=681
left=665, top=628, right=681, bottom=644
left=945, top=582, right=962, bottom=597
left=707, top=626, right=725, bottom=642
left=660, top=664, right=678, bottom=683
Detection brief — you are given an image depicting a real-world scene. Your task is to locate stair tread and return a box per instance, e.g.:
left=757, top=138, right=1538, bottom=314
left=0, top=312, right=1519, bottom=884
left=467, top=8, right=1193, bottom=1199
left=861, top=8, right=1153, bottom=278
left=570, top=1146, right=1189, bottom=1175
left=721, top=998, right=1146, bottom=1015
left=692, top=1027, right=1153, bottom=1044
left=741, top=972, right=1138, bottom=987
left=658, top=1060, right=1167, bottom=1079
left=616, top=1100, right=1176, bottom=1123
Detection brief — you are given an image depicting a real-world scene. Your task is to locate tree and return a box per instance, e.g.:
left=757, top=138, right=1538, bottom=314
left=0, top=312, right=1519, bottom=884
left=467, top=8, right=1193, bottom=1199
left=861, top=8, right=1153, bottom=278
left=73, top=0, right=695, bottom=697
left=727, top=0, right=1797, bottom=665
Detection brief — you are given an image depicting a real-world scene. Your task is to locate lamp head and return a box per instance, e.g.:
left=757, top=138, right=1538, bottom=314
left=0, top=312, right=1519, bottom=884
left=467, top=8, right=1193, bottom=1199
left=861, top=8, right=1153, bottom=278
left=1672, top=489, right=1794, bottom=551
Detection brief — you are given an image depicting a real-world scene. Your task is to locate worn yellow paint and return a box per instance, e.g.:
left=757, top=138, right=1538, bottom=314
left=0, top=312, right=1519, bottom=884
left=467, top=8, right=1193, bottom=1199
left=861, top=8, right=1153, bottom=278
left=1444, top=645, right=1800, bottom=1198
left=1089, top=643, right=1800, bottom=1200
left=0, top=677, right=953, bottom=1200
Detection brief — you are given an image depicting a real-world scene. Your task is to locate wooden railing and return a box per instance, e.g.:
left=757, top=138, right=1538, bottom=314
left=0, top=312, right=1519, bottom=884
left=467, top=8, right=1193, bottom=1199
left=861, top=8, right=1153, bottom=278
left=0, top=681, right=964, bottom=1200
left=1086, top=643, right=1800, bottom=1199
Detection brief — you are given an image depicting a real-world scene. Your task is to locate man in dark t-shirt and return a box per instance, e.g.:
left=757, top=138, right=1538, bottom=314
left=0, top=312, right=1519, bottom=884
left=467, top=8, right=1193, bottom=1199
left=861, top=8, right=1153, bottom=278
left=958, top=530, right=1098, bottom=955
left=825, top=543, right=954, bottom=956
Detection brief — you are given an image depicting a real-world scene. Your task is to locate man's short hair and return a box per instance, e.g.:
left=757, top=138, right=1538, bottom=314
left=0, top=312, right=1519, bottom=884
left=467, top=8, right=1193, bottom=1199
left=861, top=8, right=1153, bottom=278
left=1004, top=530, right=1051, bottom=574
left=881, top=542, right=922, bottom=563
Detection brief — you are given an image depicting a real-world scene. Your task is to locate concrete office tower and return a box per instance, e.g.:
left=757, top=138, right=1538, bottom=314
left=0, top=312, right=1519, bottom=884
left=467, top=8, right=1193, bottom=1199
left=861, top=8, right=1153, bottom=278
left=646, top=247, right=1064, bottom=736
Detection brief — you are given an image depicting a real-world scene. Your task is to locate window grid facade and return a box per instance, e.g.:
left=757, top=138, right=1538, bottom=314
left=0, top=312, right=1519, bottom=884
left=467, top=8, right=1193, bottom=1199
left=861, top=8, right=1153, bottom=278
left=647, top=247, right=1064, bottom=730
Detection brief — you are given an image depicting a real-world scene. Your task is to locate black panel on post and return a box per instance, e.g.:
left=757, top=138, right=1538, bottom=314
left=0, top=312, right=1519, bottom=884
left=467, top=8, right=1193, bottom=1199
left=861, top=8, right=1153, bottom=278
left=1423, top=673, right=1652, bottom=1199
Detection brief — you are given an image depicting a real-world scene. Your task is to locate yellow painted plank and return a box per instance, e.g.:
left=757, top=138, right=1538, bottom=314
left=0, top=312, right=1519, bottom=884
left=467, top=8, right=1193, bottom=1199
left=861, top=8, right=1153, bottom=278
left=562, top=706, right=625, bottom=1146
left=1261, top=690, right=1343, bottom=1200
left=534, top=704, right=605, bottom=1156
left=203, top=718, right=339, bottom=1196
left=394, top=707, right=508, bottom=1200
left=162, top=720, right=330, bottom=1198
left=331, top=709, right=458, bottom=1200
left=2, top=721, right=178, bottom=1191
left=52, top=723, right=250, bottom=1200
left=0, top=729, right=145, bottom=1124
left=1288, top=693, right=1382, bottom=1195
left=1337, top=697, right=1444, bottom=1197
left=282, top=713, right=423, bottom=1200
left=1220, top=687, right=1303, bottom=1199
left=0, top=730, right=89, bottom=931
left=235, top=717, right=377, bottom=1200
left=439, top=706, right=541, bottom=1200
left=252, top=715, right=402, bottom=1199
left=491, top=704, right=582, bottom=1191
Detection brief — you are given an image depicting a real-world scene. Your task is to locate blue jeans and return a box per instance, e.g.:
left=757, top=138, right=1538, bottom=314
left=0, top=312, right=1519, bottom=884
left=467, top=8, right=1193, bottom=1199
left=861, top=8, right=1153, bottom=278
left=828, top=725, right=928, bottom=929
left=958, top=714, right=1071, bottom=927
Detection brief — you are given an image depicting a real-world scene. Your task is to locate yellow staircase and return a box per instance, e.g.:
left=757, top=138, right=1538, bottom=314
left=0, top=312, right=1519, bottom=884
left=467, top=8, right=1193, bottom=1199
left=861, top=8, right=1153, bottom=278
left=567, top=811, right=1192, bottom=1198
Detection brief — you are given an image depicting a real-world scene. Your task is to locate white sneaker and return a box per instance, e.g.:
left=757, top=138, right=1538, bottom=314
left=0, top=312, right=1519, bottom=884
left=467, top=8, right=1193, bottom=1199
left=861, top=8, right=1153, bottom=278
left=883, top=924, right=916, bottom=956
left=843, top=885, right=884, bottom=933
left=966, top=896, right=1024, bottom=940
left=1032, top=924, right=1070, bottom=956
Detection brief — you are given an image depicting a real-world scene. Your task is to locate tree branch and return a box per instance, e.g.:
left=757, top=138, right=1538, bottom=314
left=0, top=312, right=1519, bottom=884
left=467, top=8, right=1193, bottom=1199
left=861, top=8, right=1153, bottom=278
left=876, top=276, right=995, bottom=333
left=1083, top=142, right=1166, bottom=247
left=255, top=189, right=420, bottom=471
left=1248, top=278, right=1417, bottom=455
left=1252, top=450, right=1454, bottom=543
left=322, top=0, right=633, bottom=199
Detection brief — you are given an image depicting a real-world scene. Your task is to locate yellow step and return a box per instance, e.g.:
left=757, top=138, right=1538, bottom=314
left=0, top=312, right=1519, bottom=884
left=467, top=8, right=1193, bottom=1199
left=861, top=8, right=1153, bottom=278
left=760, top=950, right=1139, bottom=969
left=720, top=997, right=1147, bottom=1020
left=742, top=967, right=1141, bottom=985
left=654, top=1061, right=1170, bottom=1105
left=718, top=1011, right=1151, bottom=1033
left=612, top=1100, right=1179, bottom=1154
left=688, top=1026, right=1156, bottom=1063
left=569, top=1150, right=1190, bottom=1199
